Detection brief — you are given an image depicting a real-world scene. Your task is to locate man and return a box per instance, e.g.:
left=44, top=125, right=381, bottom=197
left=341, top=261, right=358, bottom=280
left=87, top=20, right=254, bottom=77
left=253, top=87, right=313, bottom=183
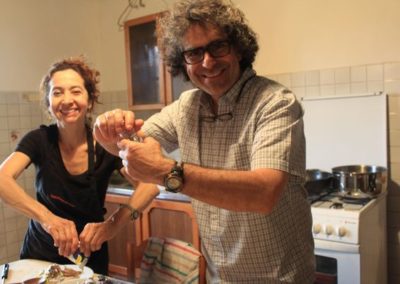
left=94, top=0, right=315, bottom=282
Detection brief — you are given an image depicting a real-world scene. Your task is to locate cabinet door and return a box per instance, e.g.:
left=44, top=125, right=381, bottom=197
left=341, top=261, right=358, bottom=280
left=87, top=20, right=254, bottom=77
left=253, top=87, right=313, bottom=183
left=125, top=12, right=195, bottom=110
left=147, top=206, right=194, bottom=243
left=104, top=196, right=138, bottom=280
left=141, top=199, right=200, bottom=249
left=124, top=13, right=166, bottom=110
left=139, top=199, right=206, bottom=283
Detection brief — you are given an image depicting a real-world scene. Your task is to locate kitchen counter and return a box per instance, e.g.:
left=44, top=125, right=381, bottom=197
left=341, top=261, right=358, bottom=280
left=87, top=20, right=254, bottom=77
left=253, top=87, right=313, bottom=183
left=107, top=184, right=191, bottom=203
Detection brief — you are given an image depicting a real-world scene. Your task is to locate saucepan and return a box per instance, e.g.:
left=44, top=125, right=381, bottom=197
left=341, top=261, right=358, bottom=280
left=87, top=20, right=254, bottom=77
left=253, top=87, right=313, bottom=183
left=305, top=169, right=333, bottom=195
left=332, top=165, right=387, bottom=198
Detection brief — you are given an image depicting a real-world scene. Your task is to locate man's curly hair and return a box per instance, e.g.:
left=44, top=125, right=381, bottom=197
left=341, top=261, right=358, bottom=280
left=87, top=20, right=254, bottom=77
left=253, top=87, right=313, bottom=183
left=157, top=0, right=259, bottom=81
left=40, top=56, right=100, bottom=112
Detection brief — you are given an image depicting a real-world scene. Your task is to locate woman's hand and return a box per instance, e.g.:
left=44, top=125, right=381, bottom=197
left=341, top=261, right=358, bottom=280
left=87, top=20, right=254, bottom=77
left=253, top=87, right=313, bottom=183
left=40, top=212, right=79, bottom=257
left=78, top=220, right=116, bottom=257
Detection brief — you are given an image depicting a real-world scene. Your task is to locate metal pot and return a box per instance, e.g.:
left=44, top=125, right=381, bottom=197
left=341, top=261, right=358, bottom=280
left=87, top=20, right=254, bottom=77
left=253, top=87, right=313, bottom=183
left=305, top=169, right=333, bottom=195
left=332, top=165, right=387, bottom=197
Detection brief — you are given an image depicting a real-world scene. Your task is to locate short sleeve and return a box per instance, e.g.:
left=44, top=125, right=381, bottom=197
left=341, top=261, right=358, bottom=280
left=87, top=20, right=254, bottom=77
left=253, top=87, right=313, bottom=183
left=142, top=101, right=180, bottom=153
left=251, top=89, right=305, bottom=177
left=15, top=128, right=45, bottom=164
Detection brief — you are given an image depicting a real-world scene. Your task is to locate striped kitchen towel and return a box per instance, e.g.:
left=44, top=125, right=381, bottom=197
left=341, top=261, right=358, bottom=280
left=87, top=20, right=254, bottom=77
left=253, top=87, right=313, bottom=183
left=139, top=237, right=202, bottom=284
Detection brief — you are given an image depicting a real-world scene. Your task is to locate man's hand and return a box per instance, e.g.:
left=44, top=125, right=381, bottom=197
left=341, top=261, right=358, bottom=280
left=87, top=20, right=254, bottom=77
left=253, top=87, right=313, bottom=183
left=117, top=137, right=173, bottom=185
left=41, top=213, right=79, bottom=257
left=93, top=109, right=144, bottom=155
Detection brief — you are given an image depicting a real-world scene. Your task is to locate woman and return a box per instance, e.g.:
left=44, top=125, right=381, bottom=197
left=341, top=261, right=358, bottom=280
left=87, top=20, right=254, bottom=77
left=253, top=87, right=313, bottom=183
left=0, top=57, right=147, bottom=275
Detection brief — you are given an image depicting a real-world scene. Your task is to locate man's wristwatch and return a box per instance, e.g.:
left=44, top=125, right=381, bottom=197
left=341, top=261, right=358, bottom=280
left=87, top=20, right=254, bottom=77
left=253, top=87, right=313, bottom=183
left=164, top=161, right=184, bottom=193
left=119, top=204, right=140, bottom=220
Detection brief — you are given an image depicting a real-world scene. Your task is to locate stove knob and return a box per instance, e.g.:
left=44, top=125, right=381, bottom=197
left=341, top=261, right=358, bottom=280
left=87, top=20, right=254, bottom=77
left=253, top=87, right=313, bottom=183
left=338, top=226, right=347, bottom=237
left=313, top=224, right=322, bottom=234
left=325, top=225, right=334, bottom=236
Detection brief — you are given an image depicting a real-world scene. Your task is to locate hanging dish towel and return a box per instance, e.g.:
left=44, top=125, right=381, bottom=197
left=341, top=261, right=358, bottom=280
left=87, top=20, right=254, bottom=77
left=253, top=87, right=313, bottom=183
left=139, top=237, right=202, bottom=284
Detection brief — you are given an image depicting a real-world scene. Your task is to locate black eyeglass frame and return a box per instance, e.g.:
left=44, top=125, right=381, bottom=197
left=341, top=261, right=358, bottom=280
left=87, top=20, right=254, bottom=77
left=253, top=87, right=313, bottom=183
left=181, top=39, right=231, bottom=65
left=200, top=112, right=233, bottom=122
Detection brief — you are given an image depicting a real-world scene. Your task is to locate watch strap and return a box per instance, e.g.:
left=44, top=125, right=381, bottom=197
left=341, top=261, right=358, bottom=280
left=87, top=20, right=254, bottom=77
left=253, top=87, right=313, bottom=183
left=172, top=161, right=184, bottom=177
left=119, top=204, right=140, bottom=220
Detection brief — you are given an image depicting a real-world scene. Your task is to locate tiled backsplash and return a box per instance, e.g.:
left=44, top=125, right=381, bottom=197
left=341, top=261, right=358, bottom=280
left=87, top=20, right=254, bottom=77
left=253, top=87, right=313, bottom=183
left=1, top=62, right=400, bottom=282
left=267, top=62, right=400, bottom=98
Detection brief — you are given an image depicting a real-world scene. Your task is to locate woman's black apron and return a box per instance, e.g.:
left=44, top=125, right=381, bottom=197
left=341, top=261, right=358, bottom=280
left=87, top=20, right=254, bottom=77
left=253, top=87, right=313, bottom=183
left=20, top=125, right=109, bottom=275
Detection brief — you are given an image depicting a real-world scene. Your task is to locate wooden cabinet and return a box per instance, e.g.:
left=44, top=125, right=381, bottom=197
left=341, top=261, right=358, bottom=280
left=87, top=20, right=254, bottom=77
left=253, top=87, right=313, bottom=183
left=124, top=13, right=166, bottom=110
left=105, top=193, right=203, bottom=282
left=104, top=194, right=139, bottom=279
left=135, top=198, right=205, bottom=283
left=124, top=13, right=193, bottom=111
left=143, top=201, right=196, bottom=244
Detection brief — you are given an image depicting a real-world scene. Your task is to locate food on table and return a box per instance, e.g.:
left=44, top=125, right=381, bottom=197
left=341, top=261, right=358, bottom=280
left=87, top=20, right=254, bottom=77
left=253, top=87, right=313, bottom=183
left=40, top=264, right=82, bottom=282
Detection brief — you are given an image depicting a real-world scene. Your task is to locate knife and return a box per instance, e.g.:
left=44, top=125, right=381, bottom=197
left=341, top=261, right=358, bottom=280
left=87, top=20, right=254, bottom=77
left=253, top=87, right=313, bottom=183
left=67, top=250, right=89, bottom=270
left=1, top=263, right=9, bottom=284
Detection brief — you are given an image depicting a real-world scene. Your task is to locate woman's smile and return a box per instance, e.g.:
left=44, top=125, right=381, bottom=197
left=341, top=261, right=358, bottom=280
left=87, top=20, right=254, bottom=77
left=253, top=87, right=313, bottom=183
left=48, top=69, right=90, bottom=125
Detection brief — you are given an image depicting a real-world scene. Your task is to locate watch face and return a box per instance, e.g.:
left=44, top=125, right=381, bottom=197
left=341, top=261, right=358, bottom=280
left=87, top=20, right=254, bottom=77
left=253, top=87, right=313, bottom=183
left=167, top=176, right=182, bottom=190
left=132, top=210, right=139, bottom=220
left=165, top=162, right=184, bottom=193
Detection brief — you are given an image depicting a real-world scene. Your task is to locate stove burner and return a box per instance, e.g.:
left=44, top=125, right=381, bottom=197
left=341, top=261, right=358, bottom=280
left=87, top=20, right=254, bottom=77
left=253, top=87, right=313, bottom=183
left=340, top=196, right=372, bottom=205
left=307, top=191, right=334, bottom=204
left=330, top=202, right=343, bottom=209
left=310, top=192, right=374, bottom=210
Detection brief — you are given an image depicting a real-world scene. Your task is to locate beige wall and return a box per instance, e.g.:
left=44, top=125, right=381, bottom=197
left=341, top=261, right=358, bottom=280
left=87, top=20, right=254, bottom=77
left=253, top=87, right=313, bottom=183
left=0, top=0, right=102, bottom=91
left=1, top=0, right=399, bottom=91
left=0, top=0, right=175, bottom=92
left=96, top=0, right=400, bottom=89
left=236, top=0, right=400, bottom=74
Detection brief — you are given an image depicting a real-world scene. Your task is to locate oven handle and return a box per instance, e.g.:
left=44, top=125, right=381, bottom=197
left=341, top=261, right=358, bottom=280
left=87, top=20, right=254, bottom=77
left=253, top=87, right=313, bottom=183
left=314, top=239, right=360, bottom=253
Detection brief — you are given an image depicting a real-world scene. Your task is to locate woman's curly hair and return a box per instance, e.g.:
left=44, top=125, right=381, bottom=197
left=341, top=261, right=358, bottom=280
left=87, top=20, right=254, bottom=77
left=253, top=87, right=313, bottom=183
left=40, top=56, right=100, bottom=113
left=157, top=0, right=259, bottom=81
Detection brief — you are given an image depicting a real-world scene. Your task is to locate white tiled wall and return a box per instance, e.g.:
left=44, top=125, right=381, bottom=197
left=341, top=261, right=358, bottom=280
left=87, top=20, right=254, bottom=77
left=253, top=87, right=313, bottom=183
left=0, top=90, right=128, bottom=264
left=269, top=62, right=398, bottom=99
left=269, top=61, right=400, bottom=284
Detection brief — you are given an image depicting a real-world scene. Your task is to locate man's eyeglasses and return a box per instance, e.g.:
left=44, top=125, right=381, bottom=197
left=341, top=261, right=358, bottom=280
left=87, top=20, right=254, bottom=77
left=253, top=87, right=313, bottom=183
left=200, top=112, right=233, bottom=122
left=181, top=40, right=231, bottom=65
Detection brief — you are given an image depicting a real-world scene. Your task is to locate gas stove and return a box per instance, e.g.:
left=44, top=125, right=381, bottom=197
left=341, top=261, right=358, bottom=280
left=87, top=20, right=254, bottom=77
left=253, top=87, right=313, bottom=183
left=310, top=192, right=371, bottom=210
left=311, top=192, right=385, bottom=245
left=302, top=93, right=388, bottom=283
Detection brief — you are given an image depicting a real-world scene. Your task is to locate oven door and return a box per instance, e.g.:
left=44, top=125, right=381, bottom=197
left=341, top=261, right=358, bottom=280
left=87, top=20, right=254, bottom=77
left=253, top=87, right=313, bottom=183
left=314, top=239, right=361, bottom=284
